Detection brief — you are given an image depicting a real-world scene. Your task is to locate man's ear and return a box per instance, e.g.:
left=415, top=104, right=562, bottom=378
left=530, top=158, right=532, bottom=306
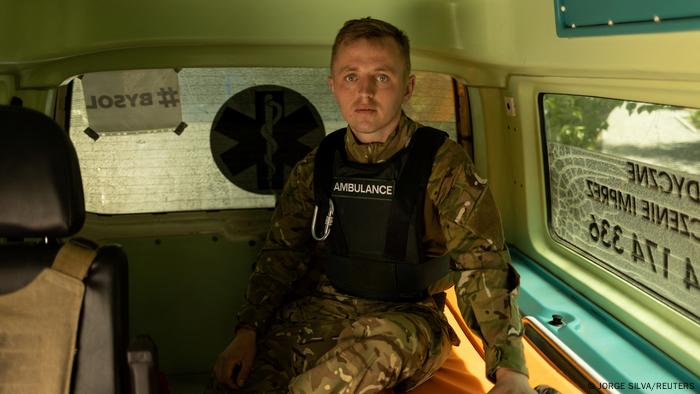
left=403, top=74, right=416, bottom=102
left=327, top=75, right=335, bottom=94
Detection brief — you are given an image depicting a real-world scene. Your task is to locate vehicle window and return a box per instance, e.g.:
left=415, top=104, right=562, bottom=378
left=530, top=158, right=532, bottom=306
left=541, top=93, right=700, bottom=322
left=68, top=68, right=457, bottom=214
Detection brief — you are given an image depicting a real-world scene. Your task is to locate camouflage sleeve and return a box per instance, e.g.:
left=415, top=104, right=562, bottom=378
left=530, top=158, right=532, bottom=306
left=429, top=139, right=528, bottom=382
left=236, top=149, right=317, bottom=333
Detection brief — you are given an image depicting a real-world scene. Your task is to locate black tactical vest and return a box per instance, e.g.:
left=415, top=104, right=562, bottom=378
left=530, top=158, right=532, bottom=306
left=312, top=127, right=451, bottom=301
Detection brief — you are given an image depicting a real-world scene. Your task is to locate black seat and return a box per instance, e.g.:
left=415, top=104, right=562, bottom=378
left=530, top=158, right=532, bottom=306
left=0, top=105, right=129, bottom=393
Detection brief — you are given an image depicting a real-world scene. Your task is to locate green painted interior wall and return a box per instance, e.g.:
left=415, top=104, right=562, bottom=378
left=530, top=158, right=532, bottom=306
left=116, top=235, right=259, bottom=374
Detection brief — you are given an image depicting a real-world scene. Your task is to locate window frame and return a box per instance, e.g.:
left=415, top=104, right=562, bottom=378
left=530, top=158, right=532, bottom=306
left=538, top=91, right=700, bottom=324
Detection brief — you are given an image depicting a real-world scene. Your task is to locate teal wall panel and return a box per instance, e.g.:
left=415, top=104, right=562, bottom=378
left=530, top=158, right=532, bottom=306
left=555, top=0, right=700, bottom=37
left=512, top=248, right=700, bottom=391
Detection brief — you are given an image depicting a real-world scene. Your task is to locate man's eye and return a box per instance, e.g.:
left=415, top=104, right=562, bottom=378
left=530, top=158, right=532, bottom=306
left=377, top=74, right=389, bottom=82
left=344, top=74, right=357, bottom=82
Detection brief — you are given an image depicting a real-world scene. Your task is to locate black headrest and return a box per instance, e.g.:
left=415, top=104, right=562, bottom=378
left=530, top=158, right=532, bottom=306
left=0, top=105, right=85, bottom=237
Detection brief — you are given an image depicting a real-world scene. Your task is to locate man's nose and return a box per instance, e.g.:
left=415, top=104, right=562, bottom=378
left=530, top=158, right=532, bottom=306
left=358, top=77, right=376, bottom=97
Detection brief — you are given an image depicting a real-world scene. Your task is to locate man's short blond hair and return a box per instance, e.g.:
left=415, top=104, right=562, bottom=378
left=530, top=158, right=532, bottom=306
left=331, top=17, right=411, bottom=74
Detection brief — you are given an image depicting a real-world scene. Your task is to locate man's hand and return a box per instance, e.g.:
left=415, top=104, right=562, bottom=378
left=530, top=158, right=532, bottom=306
left=213, top=327, right=257, bottom=389
left=487, top=368, right=536, bottom=394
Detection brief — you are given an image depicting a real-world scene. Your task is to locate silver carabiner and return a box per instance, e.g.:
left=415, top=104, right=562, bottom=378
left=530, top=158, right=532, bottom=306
left=311, top=199, right=334, bottom=241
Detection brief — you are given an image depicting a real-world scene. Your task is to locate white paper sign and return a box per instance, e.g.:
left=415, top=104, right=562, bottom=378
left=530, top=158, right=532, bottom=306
left=82, top=69, right=182, bottom=132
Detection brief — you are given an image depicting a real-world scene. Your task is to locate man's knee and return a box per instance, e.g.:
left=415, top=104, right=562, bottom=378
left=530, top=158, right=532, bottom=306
left=335, top=313, right=434, bottom=371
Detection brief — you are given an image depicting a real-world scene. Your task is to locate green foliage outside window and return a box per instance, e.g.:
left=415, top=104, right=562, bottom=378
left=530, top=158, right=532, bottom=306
left=542, top=95, right=620, bottom=150
left=691, top=110, right=700, bottom=129
left=543, top=94, right=700, bottom=150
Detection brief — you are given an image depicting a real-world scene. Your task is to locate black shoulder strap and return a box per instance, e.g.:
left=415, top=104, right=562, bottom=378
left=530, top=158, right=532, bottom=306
left=311, top=128, right=346, bottom=243
left=384, top=127, right=447, bottom=261
left=313, top=127, right=346, bottom=207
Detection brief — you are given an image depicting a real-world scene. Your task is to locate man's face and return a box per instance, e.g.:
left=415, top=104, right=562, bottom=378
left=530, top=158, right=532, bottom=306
left=328, top=37, right=415, bottom=143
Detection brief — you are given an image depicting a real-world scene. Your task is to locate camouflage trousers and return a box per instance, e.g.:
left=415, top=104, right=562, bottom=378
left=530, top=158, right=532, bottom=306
left=206, top=288, right=453, bottom=393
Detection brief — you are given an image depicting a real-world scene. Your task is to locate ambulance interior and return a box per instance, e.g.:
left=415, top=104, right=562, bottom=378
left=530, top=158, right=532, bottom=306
left=1, top=1, right=699, bottom=393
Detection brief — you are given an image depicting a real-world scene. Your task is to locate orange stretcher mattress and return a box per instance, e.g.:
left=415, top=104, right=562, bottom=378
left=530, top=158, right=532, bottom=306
left=380, top=288, right=583, bottom=393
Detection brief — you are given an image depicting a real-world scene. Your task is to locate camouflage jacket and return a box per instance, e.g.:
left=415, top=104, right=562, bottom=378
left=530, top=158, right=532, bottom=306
left=237, top=114, right=528, bottom=381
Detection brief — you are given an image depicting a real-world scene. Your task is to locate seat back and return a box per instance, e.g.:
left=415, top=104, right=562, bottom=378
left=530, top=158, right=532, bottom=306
left=0, top=105, right=129, bottom=394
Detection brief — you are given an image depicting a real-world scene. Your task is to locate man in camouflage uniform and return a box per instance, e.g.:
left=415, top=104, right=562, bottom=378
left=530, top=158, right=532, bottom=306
left=210, top=17, right=533, bottom=394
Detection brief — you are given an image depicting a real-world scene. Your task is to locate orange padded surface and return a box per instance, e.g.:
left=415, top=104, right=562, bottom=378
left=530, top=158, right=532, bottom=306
left=379, top=288, right=582, bottom=393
